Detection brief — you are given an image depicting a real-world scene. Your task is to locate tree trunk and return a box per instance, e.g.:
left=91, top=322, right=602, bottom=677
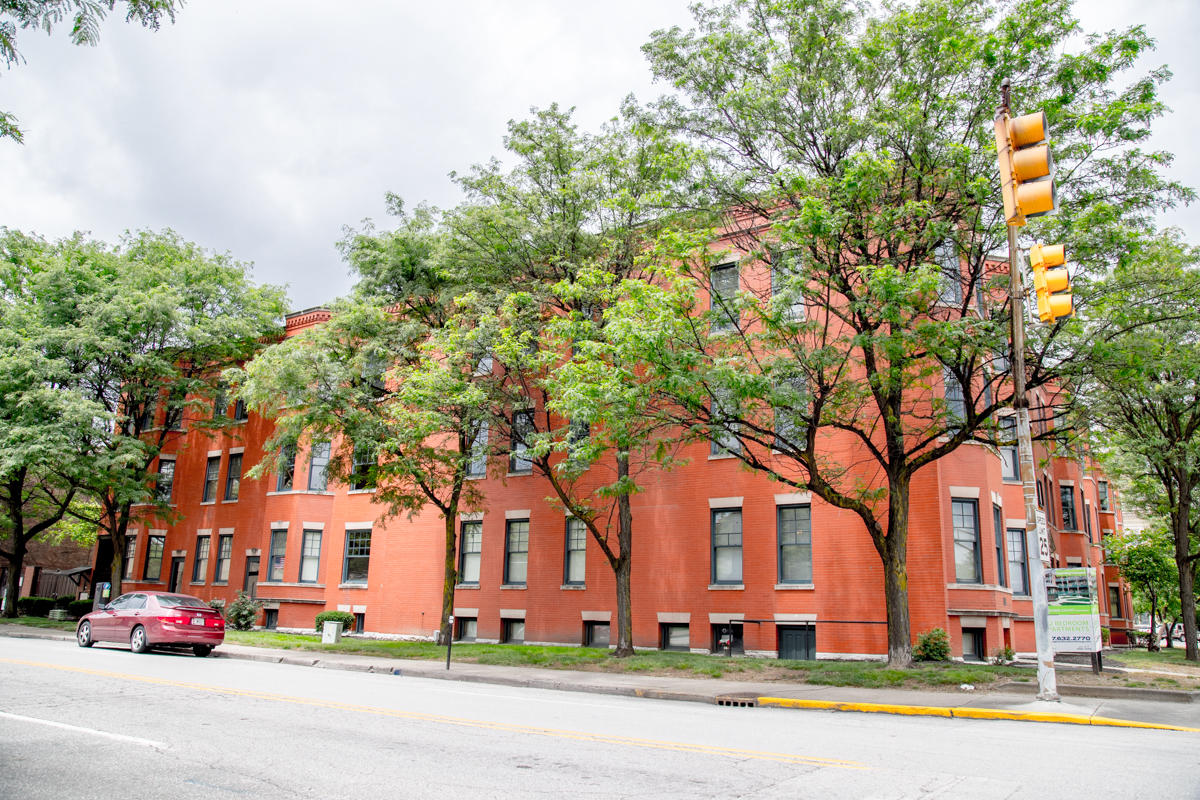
left=883, top=475, right=913, bottom=668
left=438, top=512, right=457, bottom=645
left=1171, top=496, right=1198, bottom=661
left=1, top=542, right=25, bottom=618
left=612, top=451, right=634, bottom=657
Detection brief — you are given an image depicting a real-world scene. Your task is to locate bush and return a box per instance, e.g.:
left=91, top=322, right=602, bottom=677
left=223, top=592, right=262, bottom=631
left=16, top=596, right=55, bottom=617
left=67, top=599, right=94, bottom=618
left=315, top=611, right=355, bottom=633
left=914, top=628, right=951, bottom=661
left=990, top=645, right=1016, bottom=665
left=53, top=595, right=74, bottom=609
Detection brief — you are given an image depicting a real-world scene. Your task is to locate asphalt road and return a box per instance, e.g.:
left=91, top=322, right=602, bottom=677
left=2, top=637, right=1197, bottom=799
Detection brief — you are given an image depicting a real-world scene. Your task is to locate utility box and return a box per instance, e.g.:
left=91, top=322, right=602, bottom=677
left=322, top=621, right=343, bottom=644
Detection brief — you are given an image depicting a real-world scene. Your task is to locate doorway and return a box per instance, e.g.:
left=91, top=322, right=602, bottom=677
left=778, top=624, right=816, bottom=660
left=243, top=556, right=259, bottom=599
left=167, top=556, right=185, bottom=593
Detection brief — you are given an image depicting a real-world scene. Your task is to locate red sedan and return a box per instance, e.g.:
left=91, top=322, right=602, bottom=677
left=76, top=591, right=225, bottom=657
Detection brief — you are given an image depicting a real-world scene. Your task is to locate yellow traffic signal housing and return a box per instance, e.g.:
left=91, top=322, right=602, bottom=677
left=1029, top=243, right=1072, bottom=322
left=995, top=110, right=1056, bottom=226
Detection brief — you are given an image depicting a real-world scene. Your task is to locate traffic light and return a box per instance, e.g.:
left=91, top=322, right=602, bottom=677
left=994, top=110, right=1056, bottom=226
left=1029, top=243, right=1072, bottom=322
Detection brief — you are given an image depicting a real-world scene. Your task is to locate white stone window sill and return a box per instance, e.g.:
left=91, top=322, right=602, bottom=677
left=707, top=453, right=737, bottom=461
left=947, top=583, right=1009, bottom=591
left=500, top=584, right=527, bottom=590
left=507, top=470, right=533, bottom=477
left=774, top=583, right=814, bottom=590
left=338, top=583, right=367, bottom=589
left=199, top=501, right=216, bottom=506
left=455, top=583, right=480, bottom=590
left=708, top=584, right=744, bottom=590
left=347, top=489, right=376, bottom=495
left=259, top=581, right=326, bottom=589
left=560, top=584, right=586, bottom=590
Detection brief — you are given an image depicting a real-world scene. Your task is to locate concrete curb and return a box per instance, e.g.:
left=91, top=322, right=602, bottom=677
left=995, top=680, right=1199, bottom=704
left=755, top=697, right=1200, bottom=732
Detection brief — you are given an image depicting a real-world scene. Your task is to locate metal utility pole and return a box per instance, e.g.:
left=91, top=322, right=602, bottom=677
left=999, top=80, right=1059, bottom=702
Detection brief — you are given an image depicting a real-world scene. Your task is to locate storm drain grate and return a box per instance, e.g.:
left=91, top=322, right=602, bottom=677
left=715, top=695, right=759, bottom=708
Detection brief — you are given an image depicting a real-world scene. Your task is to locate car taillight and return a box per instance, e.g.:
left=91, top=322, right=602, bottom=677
left=167, top=616, right=190, bottom=625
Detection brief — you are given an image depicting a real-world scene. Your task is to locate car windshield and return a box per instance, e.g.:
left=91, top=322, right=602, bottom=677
left=156, top=594, right=211, bottom=609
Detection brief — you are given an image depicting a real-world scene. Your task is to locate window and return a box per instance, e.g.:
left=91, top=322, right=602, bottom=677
left=455, top=617, right=477, bottom=641
left=1007, top=528, right=1029, bottom=595
left=143, top=535, right=165, bottom=581
left=660, top=623, right=690, bottom=651
left=224, top=453, right=243, bottom=501
left=770, top=249, right=805, bottom=320
left=192, top=535, right=210, bottom=582
left=952, top=498, right=981, bottom=583
left=263, top=609, right=278, bottom=630
left=215, top=534, right=232, bottom=583
left=944, top=368, right=965, bottom=424
left=564, top=518, right=586, bottom=585
left=1060, top=485, right=1077, bottom=530
left=709, top=262, right=739, bottom=332
left=584, top=621, right=610, bottom=648
left=122, top=536, right=137, bottom=580
left=473, top=352, right=494, bottom=376
left=308, top=442, right=331, bottom=491
left=711, top=509, right=743, bottom=584
left=268, top=530, right=287, bottom=582
left=1098, top=481, right=1110, bottom=511
left=504, top=519, right=529, bottom=585
left=467, top=422, right=488, bottom=478
left=567, top=418, right=590, bottom=462
left=936, top=240, right=962, bottom=305
left=1108, top=585, right=1123, bottom=619
left=350, top=445, right=375, bottom=491
left=1035, top=478, right=1044, bottom=509
left=233, top=398, right=248, bottom=422
left=1082, top=500, right=1093, bottom=543
left=165, top=399, right=185, bottom=431
left=961, top=627, right=986, bottom=661
left=509, top=411, right=534, bottom=473
left=201, top=456, right=221, bottom=503
left=773, top=375, right=808, bottom=449
left=212, top=387, right=228, bottom=419
left=354, top=612, right=365, bottom=633
left=459, top=521, right=482, bottom=584
left=777, top=505, right=812, bottom=584
left=502, top=618, right=525, bottom=644
left=155, top=459, right=175, bottom=503
left=343, top=529, right=371, bottom=584
left=999, top=416, right=1019, bottom=480
left=299, top=530, right=322, bottom=583
left=276, top=444, right=296, bottom=492
left=709, top=387, right=741, bottom=456
left=136, top=399, right=157, bottom=431
left=992, top=505, right=1006, bottom=588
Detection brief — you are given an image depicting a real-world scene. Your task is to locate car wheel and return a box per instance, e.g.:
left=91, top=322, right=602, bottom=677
left=130, top=625, right=150, bottom=654
left=77, top=621, right=94, bottom=648
left=192, top=644, right=213, bottom=657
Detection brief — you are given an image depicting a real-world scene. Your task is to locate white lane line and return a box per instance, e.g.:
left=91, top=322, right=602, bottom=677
left=0, top=710, right=168, bottom=750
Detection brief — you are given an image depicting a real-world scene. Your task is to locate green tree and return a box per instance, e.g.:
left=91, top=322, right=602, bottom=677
left=441, top=105, right=701, bottom=655
left=1107, top=526, right=1177, bottom=652
left=638, top=0, right=1190, bottom=666
left=1, top=0, right=181, bottom=142
left=2, top=229, right=286, bottom=598
left=1078, top=232, right=1200, bottom=660
left=235, top=208, right=495, bottom=645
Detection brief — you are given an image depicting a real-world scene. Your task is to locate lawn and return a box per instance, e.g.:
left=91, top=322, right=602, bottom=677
left=222, top=629, right=1032, bottom=689
left=3, top=616, right=76, bottom=631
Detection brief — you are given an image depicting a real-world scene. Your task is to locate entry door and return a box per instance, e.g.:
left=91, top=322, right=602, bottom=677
left=779, top=624, right=816, bottom=660
left=243, top=556, right=260, bottom=599
left=167, top=556, right=185, bottom=593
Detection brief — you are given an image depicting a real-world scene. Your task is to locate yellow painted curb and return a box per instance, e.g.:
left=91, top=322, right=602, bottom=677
left=756, top=697, right=1200, bottom=732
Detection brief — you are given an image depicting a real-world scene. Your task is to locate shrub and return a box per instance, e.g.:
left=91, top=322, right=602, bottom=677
left=315, top=611, right=355, bottom=633
left=16, top=596, right=55, bottom=617
left=67, top=599, right=94, bottom=618
left=914, top=628, right=951, bottom=661
left=53, top=595, right=74, bottom=609
left=990, top=645, right=1016, bottom=665
left=223, top=592, right=262, bottom=631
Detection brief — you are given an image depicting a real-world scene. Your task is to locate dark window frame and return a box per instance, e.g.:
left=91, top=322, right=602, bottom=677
left=308, top=441, right=331, bottom=492
left=711, top=508, right=743, bottom=585
left=504, top=519, right=529, bottom=586
left=155, top=459, right=175, bottom=504
left=660, top=623, right=690, bottom=652
left=458, top=520, right=482, bottom=585
left=215, top=534, right=233, bottom=583
left=1060, top=484, right=1077, bottom=530
left=777, top=504, right=812, bottom=584
left=268, top=530, right=287, bottom=582
left=276, top=444, right=296, bottom=492
left=509, top=411, right=534, bottom=473
left=201, top=455, right=221, bottom=503
left=143, top=535, right=165, bottom=581
left=709, top=261, right=740, bottom=332
left=223, top=452, right=243, bottom=502
left=952, top=498, right=982, bottom=584
left=563, top=517, right=587, bottom=585
left=342, top=529, right=372, bottom=585
left=122, top=536, right=138, bottom=580
left=299, top=529, right=322, bottom=583
left=992, top=504, right=1006, bottom=588
left=1007, top=527, right=1030, bottom=596
left=192, top=535, right=210, bottom=583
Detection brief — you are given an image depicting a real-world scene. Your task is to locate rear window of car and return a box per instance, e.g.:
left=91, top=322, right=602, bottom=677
left=157, top=595, right=211, bottom=609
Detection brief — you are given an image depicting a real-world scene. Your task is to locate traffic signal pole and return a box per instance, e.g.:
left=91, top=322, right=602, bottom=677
left=1001, top=81, right=1059, bottom=701
left=1007, top=223, right=1060, bottom=702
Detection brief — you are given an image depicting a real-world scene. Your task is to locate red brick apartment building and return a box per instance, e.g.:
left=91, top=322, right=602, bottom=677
left=93, top=267, right=1134, bottom=662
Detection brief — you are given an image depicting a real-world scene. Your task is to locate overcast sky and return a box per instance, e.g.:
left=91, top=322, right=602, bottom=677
left=2, top=0, right=1194, bottom=311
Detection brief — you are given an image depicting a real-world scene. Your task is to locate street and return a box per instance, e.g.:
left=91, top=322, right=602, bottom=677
left=1, top=636, right=1197, bottom=799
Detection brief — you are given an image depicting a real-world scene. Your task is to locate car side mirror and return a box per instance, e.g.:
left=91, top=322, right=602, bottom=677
left=102, top=603, right=113, bottom=611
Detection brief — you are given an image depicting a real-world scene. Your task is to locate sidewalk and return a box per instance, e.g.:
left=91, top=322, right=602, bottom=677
left=4, top=624, right=1197, bottom=732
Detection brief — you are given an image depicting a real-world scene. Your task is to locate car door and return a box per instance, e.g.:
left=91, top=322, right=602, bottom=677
left=112, top=593, right=148, bottom=640
left=91, top=594, right=130, bottom=641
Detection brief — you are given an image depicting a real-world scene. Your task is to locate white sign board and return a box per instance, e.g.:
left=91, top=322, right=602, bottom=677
left=1048, top=567, right=1101, bottom=653
left=1035, top=510, right=1051, bottom=564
